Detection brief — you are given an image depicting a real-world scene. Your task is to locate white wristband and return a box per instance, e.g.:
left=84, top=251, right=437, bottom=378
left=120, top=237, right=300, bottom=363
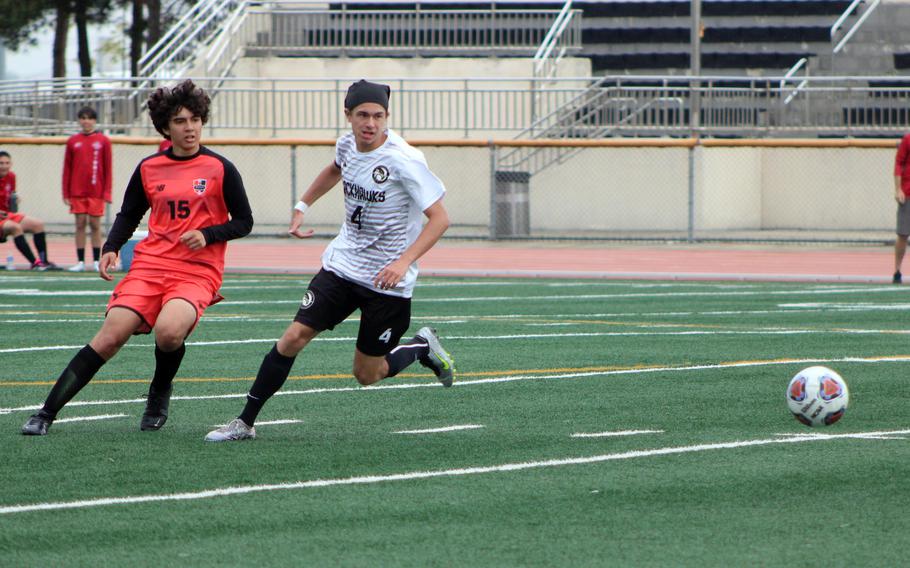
left=294, top=201, right=309, bottom=214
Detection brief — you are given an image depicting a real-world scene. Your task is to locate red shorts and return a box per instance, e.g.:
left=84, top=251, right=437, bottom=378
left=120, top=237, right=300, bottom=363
left=0, top=211, right=25, bottom=232
left=69, top=197, right=105, bottom=217
left=107, top=268, right=223, bottom=334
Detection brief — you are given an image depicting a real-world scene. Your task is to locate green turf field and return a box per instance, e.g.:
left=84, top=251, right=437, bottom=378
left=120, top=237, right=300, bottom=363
left=1, top=271, right=910, bottom=566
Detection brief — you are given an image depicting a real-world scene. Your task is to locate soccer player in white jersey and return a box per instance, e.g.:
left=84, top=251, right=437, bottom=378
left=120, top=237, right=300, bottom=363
left=206, top=80, right=455, bottom=442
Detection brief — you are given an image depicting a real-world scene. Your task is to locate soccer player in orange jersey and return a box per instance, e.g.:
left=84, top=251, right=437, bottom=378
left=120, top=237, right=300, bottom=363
left=22, top=80, right=254, bottom=435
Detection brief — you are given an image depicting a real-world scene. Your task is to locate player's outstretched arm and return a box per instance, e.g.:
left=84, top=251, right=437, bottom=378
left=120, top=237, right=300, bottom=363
left=288, top=161, right=341, bottom=239
left=288, top=209, right=314, bottom=239
left=98, top=251, right=118, bottom=281
left=374, top=199, right=450, bottom=290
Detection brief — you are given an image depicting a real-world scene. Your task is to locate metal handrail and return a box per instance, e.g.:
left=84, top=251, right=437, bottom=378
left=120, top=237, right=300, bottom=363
left=832, top=0, right=882, bottom=54
left=534, top=1, right=574, bottom=72
left=780, top=58, right=809, bottom=105
left=205, top=1, right=252, bottom=77
left=139, top=0, right=232, bottom=77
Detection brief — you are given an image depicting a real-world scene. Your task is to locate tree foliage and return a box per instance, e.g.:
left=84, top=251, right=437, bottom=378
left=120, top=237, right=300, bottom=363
left=0, top=0, right=197, bottom=79
left=0, top=1, right=53, bottom=51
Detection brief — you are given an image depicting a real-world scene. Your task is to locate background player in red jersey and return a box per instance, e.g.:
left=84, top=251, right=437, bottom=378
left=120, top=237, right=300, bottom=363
left=22, top=80, right=254, bottom=435
left=0, top=151, right=58, bottom=270
left=62, top=106, right=112, bottom=272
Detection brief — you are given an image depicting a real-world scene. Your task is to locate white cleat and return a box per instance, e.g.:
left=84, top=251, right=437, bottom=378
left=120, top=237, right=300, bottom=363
left=415, top=327, right=455, bottom=387
left=93, top=260, right=100, bottom=272
left=67, top=261, right=85, bottom=272
left=205, top=418, right=256, bottom=442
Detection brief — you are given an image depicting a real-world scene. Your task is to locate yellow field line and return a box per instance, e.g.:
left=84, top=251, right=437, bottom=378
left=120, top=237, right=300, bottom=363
left=0, top=363, right=654, bottom=387
left=0, top=359, right=829, bottom=388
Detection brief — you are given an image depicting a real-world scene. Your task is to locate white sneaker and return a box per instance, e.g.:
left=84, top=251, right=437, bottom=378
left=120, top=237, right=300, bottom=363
left=67, top=261, right=85, bottom=272
left=415, top=327, right=455, bottom=387
left=205, top=418, right=256, bottom=442
left=93, top=260, right=100, bottom=272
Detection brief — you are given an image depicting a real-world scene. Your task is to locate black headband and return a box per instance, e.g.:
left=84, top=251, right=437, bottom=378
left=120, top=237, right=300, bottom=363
left=344, top=80, right=391, bottom=111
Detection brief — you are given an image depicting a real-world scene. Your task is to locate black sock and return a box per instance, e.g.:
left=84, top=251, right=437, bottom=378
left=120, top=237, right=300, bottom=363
left=385, top=337, right=429, bottom=377
left=13, top=235, right=36, bottom=264
left=238, top=344, right=296, bottom=427
left=33, top=232, right=47, bottom=263
left=92, top=247, right=101, bottom=262
left=150, top=342, right=185, bottom=393
left=76, top=248, right=85, bottom=262
left=41, top=345, right=106, bottom=416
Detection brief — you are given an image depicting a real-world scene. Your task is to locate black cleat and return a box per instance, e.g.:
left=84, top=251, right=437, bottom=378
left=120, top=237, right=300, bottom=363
left=894, top=271, right=902, bottom=284
left=21, top=411, right=55, bottom=435
left=140, top=385, right=172, bottom=431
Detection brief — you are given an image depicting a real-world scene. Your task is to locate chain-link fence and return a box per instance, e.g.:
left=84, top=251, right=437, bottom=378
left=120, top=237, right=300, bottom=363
left=0, top=137, right=899, bottom=243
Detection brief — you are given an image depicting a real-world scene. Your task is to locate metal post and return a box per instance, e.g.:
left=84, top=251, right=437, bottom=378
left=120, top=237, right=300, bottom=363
left=489, top=141, right=497, bottom=240
left=687, top=143, right=696, bottom=243
left=290, top=144, right=298, bottom=211
left=690, top=0, right=701, bottom=136
left=271, top=79, right=277, bottom=137
left=464, top=79, right=469, bottom=139
left=335, top=79, right=341, bottom=138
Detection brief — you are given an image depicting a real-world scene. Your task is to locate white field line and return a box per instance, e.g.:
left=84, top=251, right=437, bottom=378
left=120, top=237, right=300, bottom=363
left=5, top=354, right=910, bottom=415
left=53, top=414, right=128, bottom=424
left=409, top=287, right=904, bottom=303
left=8, top=326, right=910, bottom=354
left=5, top=305, right=910, bottom=326
left=571, top=429, right=665, bottom=438
left=2, top=429, right=907, bottom=516
left=393, top=424, right=485, bottom=434
left=0, top=289, right=109, bottom=296
left=0, top=286, right=898, bottom=304
left=774, top=432, right=907, bottom=440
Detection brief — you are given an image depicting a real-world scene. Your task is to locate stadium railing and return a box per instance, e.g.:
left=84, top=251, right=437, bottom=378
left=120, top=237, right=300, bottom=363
left=1, top=75, right=910, bottom=139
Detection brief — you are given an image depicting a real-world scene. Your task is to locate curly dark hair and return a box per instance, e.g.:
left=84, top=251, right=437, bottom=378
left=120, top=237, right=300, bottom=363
left=147, top=79, right=211, bottom=139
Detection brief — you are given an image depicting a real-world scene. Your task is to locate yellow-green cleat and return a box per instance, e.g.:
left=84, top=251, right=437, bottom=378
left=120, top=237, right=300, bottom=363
left=416, top=327, right=455, bottom=387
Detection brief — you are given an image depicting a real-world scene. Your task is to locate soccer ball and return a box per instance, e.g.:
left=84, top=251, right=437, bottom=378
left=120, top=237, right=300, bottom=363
left=786, top=366, right=849, bottom=427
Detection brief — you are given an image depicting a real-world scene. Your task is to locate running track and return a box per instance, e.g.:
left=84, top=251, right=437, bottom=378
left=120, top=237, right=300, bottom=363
left=24, top=237, right=897, bottom=283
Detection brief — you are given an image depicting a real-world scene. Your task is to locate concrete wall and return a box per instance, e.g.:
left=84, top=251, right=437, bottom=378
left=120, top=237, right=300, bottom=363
left=2, top=141, right=897, bottom=237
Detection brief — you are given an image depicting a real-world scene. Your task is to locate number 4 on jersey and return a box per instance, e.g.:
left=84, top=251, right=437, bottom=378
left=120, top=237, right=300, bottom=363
left=350, top=205, right=363, bottom=230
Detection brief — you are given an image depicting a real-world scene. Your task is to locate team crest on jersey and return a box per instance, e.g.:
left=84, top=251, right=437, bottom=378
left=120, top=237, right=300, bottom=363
left=92, top=141, right=102, bottom=150
left=372, top=165, right=389, bottom=184
left=192, top=179, right=207, bottom=194
left=300, top=290, right=315, bottom=309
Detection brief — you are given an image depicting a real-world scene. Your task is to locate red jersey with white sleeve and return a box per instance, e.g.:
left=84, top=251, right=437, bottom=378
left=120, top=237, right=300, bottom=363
left=0, top=171, right=15, bottom=211
left=895, top=134, right=910, bottom=198
left=102, top=147, right=254, bottom=287
left=62, top=131, right=112, bottom=201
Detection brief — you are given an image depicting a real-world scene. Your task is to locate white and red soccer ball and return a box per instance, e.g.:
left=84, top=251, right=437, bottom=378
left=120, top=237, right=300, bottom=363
left=786, top=366, right=849, bottom=427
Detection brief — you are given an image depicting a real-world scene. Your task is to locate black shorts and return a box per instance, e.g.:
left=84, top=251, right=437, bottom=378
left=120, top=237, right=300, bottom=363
left=294, top=269, right=411, bottom=356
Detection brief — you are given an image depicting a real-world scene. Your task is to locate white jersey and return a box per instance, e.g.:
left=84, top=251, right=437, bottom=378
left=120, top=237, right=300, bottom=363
left=322, top=129, right=446, bottom=298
